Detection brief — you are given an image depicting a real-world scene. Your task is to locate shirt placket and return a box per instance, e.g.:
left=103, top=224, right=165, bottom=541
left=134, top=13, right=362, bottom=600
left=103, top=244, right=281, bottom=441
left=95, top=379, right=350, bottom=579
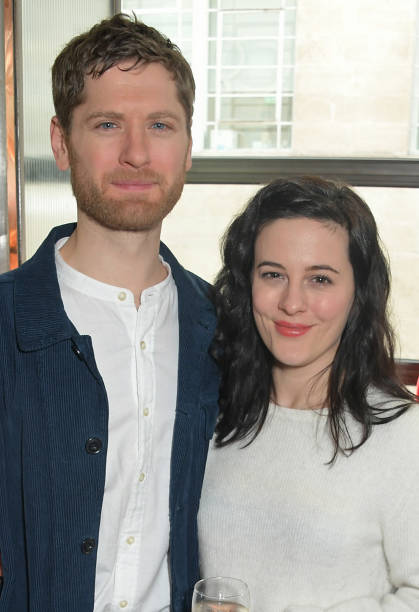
left=112, top=298, right=156, bottom=610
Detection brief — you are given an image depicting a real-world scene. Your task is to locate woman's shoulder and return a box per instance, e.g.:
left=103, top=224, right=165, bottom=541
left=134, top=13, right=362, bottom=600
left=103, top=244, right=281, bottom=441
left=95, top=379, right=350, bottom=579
left=362, top=389, right=419, bottom=459
left=342, top=388, right=418, bottom=462
left=367, top=386, right=415, bottom=411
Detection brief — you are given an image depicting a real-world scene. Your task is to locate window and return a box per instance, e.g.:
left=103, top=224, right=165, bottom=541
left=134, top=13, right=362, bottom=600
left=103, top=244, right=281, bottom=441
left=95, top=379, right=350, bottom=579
left=121, top=0, right=297, bottom=153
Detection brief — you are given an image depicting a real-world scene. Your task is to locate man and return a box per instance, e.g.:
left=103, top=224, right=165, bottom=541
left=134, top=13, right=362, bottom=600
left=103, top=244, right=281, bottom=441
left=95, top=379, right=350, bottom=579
left=0, top=13, right=219, bottom=612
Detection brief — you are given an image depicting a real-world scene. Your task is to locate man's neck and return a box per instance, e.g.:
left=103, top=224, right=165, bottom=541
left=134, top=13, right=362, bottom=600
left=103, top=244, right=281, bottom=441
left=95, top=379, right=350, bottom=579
left=60, top=215, right=167, bottom=308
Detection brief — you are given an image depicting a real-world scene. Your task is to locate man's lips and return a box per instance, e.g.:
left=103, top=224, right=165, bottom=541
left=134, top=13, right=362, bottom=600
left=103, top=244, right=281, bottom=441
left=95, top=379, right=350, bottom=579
left=111, top=180, right=156, bottom=191
left=274, top=321, right=312, bottom=337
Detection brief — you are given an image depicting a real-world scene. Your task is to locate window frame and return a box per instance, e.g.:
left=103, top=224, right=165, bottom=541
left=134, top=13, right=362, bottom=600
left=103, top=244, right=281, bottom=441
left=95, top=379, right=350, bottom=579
left=187, top=156, right=419, bottom=187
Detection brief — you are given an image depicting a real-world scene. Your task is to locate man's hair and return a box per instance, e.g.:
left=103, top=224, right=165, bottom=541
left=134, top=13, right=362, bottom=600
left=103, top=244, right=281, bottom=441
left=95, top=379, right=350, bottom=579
left=51, top=13, right=195, bottom=135
left=211, top=176, right=416, bottom=460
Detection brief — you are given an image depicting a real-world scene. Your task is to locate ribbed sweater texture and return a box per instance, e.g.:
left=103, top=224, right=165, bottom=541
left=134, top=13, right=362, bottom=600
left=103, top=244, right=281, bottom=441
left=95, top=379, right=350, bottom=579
left=198, top=398, right=419, bottom=611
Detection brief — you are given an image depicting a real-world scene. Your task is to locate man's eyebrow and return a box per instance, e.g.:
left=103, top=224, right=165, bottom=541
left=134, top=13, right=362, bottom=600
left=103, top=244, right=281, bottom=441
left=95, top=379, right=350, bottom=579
left=85, top=111, right=124, bottom=122
left=147, top=111, right=183, bottom=122
left=85, top=110, right=184, bottom=123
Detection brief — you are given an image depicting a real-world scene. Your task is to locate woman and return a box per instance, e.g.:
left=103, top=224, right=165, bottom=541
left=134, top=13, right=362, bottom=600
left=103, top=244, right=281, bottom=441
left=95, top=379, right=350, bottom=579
left=198, top=177, right=419, bottom=612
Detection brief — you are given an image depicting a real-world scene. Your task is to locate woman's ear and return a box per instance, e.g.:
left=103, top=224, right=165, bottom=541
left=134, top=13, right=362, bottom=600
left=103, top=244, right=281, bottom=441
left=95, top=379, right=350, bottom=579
left=50, top=116, right=70, bottom=171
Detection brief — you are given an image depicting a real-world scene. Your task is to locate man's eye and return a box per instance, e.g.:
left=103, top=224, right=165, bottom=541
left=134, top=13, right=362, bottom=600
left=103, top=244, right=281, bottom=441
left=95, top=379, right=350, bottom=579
left=98, top=122, right=116, bottom=129
left=152, top=122, right=168, bottom=130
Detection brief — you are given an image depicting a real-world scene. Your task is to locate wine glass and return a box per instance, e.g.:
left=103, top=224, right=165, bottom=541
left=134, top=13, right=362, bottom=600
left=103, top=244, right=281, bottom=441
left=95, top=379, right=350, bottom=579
left=192, top=576, right=250, bottom=612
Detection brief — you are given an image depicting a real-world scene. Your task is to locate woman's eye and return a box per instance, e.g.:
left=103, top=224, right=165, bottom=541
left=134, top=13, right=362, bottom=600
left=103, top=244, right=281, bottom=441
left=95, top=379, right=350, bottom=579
left=261, top=271, right=282, bottom=279
left=312, top=275, right=331, bottom=285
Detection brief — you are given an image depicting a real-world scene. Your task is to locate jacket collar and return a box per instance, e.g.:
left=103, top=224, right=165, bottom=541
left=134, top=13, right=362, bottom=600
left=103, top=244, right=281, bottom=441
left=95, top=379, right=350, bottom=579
left=15, top=223, right=215, bottom=352
left=159, top=241, right=215, bottom=338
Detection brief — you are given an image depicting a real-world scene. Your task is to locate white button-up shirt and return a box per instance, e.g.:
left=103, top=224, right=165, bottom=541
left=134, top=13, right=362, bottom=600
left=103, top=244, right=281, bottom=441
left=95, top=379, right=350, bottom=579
left=55, top=239, right=178, bottom=612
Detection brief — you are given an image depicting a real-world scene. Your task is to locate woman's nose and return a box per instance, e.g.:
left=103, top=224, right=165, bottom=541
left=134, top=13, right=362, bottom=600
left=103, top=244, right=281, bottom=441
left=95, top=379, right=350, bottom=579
left=278, top=281, right=306, bottom=314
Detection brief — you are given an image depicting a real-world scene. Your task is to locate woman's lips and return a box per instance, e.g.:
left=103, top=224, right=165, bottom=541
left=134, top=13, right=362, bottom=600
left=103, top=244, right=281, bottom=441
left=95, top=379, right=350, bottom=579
left=274, top=320, right=312, bottom=337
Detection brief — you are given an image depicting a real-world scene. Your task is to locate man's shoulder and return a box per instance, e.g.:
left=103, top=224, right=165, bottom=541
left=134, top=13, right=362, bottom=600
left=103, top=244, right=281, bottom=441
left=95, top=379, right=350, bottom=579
left=0, top=268, right=17, bottom=285
left=179, top=266, right=212, bottom=293
left=159, top=242, right=213, bottom=299
left=0, top=222, right=75, bottom=282
left=0, top=268, right=18, bottom=299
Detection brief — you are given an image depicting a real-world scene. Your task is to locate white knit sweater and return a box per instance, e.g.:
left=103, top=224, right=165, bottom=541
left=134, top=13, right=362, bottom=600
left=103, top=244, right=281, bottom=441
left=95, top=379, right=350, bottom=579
left=198, top=397, right=419, bottom=612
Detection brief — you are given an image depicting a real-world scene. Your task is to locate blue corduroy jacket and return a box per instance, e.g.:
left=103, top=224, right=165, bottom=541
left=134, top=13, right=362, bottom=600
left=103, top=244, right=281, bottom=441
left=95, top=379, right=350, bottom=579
left=0, top=223, right=219, bottom=612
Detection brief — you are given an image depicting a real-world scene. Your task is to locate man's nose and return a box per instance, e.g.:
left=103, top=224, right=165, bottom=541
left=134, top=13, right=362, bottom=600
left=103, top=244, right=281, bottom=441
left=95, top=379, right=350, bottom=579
left=119, top=128, right=150, bottom=168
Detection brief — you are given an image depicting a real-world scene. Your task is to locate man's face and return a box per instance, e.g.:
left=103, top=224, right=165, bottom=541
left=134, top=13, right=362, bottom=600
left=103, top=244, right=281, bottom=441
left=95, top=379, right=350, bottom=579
left=51, top=61, right=192, bottom=232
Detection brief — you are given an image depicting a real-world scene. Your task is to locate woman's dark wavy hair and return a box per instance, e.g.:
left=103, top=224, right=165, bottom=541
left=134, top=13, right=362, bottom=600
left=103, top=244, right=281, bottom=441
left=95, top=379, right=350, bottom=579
left=211, top=176, right=416, bottom=460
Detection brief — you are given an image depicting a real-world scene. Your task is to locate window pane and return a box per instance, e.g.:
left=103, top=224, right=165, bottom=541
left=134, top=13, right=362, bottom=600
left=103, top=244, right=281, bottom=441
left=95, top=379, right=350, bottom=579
left=221, top=67, right=277, bottom=93
left=219, top=96, right=276, bottom=121
left=223, top=12, right=280, bottom=38
left=281, top=96, right=293, bottom=121
left=206, top=124, right=277, bottom=150
left=133, top=12, right=177, bottom=35
left=208, top=40, right=217, bottom=65
left=208, top=98, right=216, bottom=121
left=282, top=67, right=294, bottom=93
left=208, top=68, right=216, bottom=93
left=127, top=0, right=194, bottom=6
left=220, top=0, right=283, bottom=8
left=124, top=0, right=178, bottom=7
left=284, top=8, right=296, bottom=36
left=283, top=37, right=295, bottom=64
left=180, top=40, right=193, bottom=59
left=221, top=40, right=279, bottom=66
left=280, top=124, right=292, bottom=148
left=209, top=12, right=217, bottom=36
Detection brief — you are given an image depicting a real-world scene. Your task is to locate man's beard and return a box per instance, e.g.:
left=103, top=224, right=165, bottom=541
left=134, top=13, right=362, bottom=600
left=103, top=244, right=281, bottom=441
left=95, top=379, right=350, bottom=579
left=68, top=149, right=187, bottom=232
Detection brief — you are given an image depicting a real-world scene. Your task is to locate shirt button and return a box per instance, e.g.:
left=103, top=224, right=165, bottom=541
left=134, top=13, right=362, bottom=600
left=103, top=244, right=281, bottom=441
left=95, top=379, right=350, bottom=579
left=140, top=340, right=146, bottom=350
left=143, top=408, right=149, bottom=416
left=85, top=437, right=103, bottom=454
left=126, top=536, right=135, bottom=545
left=81, top=538, right=96, bottom=554
left=119, top=601, right=128, bottom=609
left=139, top=472, right=145, bottom=482
left=118, top=291, right=127, bottom=301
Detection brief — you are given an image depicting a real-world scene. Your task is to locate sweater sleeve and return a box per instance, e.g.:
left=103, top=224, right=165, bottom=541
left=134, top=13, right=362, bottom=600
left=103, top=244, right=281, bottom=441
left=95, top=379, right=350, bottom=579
left=284, top=459, right=419, bottom=612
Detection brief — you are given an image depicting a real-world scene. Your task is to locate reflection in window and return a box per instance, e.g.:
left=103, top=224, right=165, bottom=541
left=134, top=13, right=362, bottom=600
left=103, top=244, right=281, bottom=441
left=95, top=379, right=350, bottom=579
left=122, top=1, right=297, bottom=154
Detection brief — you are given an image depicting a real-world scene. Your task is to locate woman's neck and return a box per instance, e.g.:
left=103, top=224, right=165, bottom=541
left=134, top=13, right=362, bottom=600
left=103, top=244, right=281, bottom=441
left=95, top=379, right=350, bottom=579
left=271, top=363, right=330, bottom=410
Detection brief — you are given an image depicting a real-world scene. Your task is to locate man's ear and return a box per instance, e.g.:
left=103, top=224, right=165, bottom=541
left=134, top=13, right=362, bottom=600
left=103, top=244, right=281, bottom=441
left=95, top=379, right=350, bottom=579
left=50, top=116, right=70, bottom=171
left=185, top=137, right=192, bottom=172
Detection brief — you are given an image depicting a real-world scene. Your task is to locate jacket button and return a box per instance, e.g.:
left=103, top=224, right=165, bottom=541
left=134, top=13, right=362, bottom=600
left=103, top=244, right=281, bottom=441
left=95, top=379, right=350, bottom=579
left=85, top=437, right=103, bottom=454
left=81, top=538, right=96, bottom=554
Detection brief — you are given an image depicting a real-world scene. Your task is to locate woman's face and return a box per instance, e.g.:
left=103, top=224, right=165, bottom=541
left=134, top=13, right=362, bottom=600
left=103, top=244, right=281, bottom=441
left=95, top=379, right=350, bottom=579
left=251, top=217, right=355, bottom=379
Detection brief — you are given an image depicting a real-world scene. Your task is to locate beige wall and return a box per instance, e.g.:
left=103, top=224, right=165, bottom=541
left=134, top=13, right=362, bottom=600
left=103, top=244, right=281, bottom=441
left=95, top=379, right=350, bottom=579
left=292, top=0, right=417, bottom=155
